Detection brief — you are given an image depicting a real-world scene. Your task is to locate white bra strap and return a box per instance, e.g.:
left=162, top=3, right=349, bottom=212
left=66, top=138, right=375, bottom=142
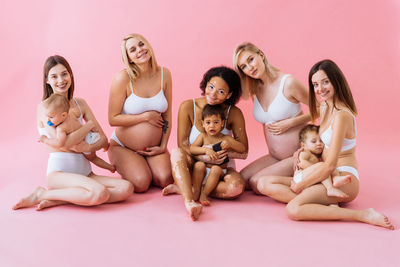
left=73, top=98, right=83, bottom=117
left=279, top=74, right=290, bottom=94
left=161, top=67, right=164, bottom=91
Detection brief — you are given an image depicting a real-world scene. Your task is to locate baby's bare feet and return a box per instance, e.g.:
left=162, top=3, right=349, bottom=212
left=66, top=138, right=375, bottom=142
left=327, top=187, right=349, bottom=198
left=162, top=184, right=180, bottom=196
left=199, top=192, right=211, bottom=206
left=333, top=175, right=352, bottom=187
left=185, top=201, right=202, bottom=221
left=362, top=208, right=394, bottom=230
left=13, top=187, right=46, bottom=210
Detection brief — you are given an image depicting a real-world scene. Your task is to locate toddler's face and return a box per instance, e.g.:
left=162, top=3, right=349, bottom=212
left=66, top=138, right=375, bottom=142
left=202, top=114, right=224, bottom=136
left=303, top=131, right=324, bottom=155
left=46, top=107, right=67, bottom=127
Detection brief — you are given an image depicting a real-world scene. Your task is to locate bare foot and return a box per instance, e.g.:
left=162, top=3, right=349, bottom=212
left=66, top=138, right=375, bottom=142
left=362, top=208, right=394, bottom=230
left=13, top=187, right=46, bottom=210
left=199, top=192, right=211, bottom=206
left=185, top=201, right=202, bottom=221
left=162, top=184, right=181, bottom=196
left=333, top=175, right=352, bottom=187
left=329, top=203, right=339, bottom=207
left=36, top=200, right=67, bottom=211
left=326, top=187, right=349, bottom=198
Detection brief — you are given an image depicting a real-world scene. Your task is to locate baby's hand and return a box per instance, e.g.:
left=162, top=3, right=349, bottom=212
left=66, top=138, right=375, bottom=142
left=38, top=135, right=48, bottom=143
left=220, top=140, right=230, bottom=150
left=205, top=148, right=218, bottom=161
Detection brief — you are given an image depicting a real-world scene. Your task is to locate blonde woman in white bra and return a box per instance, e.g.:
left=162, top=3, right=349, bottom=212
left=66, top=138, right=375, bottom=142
left=259, top=59, right=393, bottom=229
left=13, top=55, right=133, bottom=210
left=233, top=42, right=311, bottom=193
left=108, top=34, right=173, bottom=192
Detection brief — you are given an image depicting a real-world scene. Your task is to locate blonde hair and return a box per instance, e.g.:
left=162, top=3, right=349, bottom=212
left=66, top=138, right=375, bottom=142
left=233, top=42, right=279, bottom=99
left=121, top=33, right=158, bottom=82
left=43, top=94, right=70, bottom=113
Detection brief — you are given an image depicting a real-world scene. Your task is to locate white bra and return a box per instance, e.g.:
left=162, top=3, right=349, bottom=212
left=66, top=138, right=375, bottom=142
left=253, top=74, right=301, bottom=125
left=122, top=67, right=168, bottom=115
left=320, top=105, right=357, bottom=152
left=188, top=99, right=232, bottom=144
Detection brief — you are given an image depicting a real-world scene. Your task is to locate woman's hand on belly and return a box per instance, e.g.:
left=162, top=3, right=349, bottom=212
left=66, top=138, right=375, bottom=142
left=266, top=117, right=295, bottom=135
left=265, top=124, right=303, bottom=160
left=137, top=146, right=165, bottom=156
left=144, top=111, right=164, bottom=128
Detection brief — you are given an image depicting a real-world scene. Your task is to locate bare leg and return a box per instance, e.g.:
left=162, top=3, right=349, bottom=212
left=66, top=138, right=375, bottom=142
left=332, top=175, right=352, bottom=188
left=192, top=162, right=206, bottom=201
left=200, top=166, right=224, bottom=206
left=210, top=168, right=244, bottom=199
left=240, top=154, right=279, bottom=189
left=90, top=173, right=133, bottom=203
left=36, top=200, right=68, bottom=210
left=170, top=148, right=202, bottom=221
left=90, top=155, right=116, bottom=173
left=321, top=176, right=349, bottom=198
left=146, top=150, right=174, bottom=188
left=162, top=184, right=180, bottom=195
left=108, top=144, right=152, bottom=193
left=257, top=175, right=297, bottom=203
left=286, top=183, right=394, bottom=230
left=13, top=187, right=46, bottom=210
left=248, top=156, right=294, bottom=194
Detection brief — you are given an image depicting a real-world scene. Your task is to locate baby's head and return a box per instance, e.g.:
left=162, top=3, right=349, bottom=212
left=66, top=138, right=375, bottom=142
left=299, top=124, right=324, bottom=155
left=201, top=104, right=226, bottom=136
left=43, top=94, right=70, bottom=127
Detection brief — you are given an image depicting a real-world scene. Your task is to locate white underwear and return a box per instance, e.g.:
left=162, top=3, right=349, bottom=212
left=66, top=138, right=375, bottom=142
left=110, top=130, right=125, bottom=148
left=83, top=132, right=101, bottom=155
left=292, top=166, right=359, bottom=184
left=336, top=166, right=359, bottom=180
left=203, top=167, right=227, bottom=185
left=293, top=171, right=303, bottom=183
left=47, top=152, right=92, bottom=176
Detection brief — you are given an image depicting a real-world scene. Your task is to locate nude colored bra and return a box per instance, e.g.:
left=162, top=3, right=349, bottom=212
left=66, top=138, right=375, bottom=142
left=253, top=74, right=301, bottom=125
left=122, top=67, right=168, bottom=115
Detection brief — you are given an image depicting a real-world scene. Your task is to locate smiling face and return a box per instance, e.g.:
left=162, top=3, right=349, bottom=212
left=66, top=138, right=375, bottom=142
left=125, top=37, right=151, bottom=65
left=311, top=70, right=335, bottom=102
left=202, top=114, right=224, bottom=136
left=46, top=64, right=72, bottom=96
left=205, top=76, right=232, bottom=105
left=237, top=50, right=266, bottom=80
left=302, top=131, right=324, bottom=155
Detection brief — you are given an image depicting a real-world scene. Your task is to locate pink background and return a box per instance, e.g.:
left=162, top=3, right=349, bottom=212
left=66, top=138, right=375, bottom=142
left=1, top=0, right=399, bottom=266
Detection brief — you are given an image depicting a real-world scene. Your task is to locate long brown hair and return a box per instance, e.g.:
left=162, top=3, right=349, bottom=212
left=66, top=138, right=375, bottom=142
left=43, top=55, right=75, bottom=101
left=308, top=59, right=357, bottom=122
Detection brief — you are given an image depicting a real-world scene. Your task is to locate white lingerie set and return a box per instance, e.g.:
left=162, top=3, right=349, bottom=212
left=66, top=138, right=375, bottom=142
left=110, top=67, right=168, bottom=147
left=38, top=98, right=98, bottom=176
left=293, top=105, right=359, bottom=183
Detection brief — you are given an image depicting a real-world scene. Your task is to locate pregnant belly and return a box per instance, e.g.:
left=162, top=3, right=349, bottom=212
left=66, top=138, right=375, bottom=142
left=115, top=123, right=163, bottom=151
left=265, top=123, right=305, bottom=160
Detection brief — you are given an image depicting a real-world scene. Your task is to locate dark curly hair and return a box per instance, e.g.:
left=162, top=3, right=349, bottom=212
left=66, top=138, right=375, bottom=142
left=199, top=66, right=242, bottom=106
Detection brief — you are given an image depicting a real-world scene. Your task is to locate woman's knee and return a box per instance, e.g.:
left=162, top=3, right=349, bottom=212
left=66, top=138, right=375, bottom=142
left=131, top=176, right=152, bottom=193
left=224, top=176, right=245, bottom=198
left=119, top=179, right=134, bottom=198
left=286, top=201, right=301, bottom=221
left=153, top=171, right=173, bottom=188
left=88, top=185, right=110, bottom=205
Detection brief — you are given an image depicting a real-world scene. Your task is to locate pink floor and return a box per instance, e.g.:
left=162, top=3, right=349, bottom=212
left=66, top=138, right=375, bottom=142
left=1, top=131, right=399, bottom=267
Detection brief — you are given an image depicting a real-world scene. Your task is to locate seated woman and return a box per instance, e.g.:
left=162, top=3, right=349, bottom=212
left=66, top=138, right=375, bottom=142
left=233, top=42, right=311, bottom=193
left=13, top=55, right=133, bottom=210
left=108, top=34, right=173, bottom=192
left=163, top=66, right=248, bottom=221
left=257, top=59, right=394, bottom=229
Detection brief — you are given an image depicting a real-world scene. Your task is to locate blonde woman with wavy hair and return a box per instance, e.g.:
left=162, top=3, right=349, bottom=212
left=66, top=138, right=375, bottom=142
left=233, top=42, right=311, bottom=194
left=108, top=33, right=173, bottom=192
